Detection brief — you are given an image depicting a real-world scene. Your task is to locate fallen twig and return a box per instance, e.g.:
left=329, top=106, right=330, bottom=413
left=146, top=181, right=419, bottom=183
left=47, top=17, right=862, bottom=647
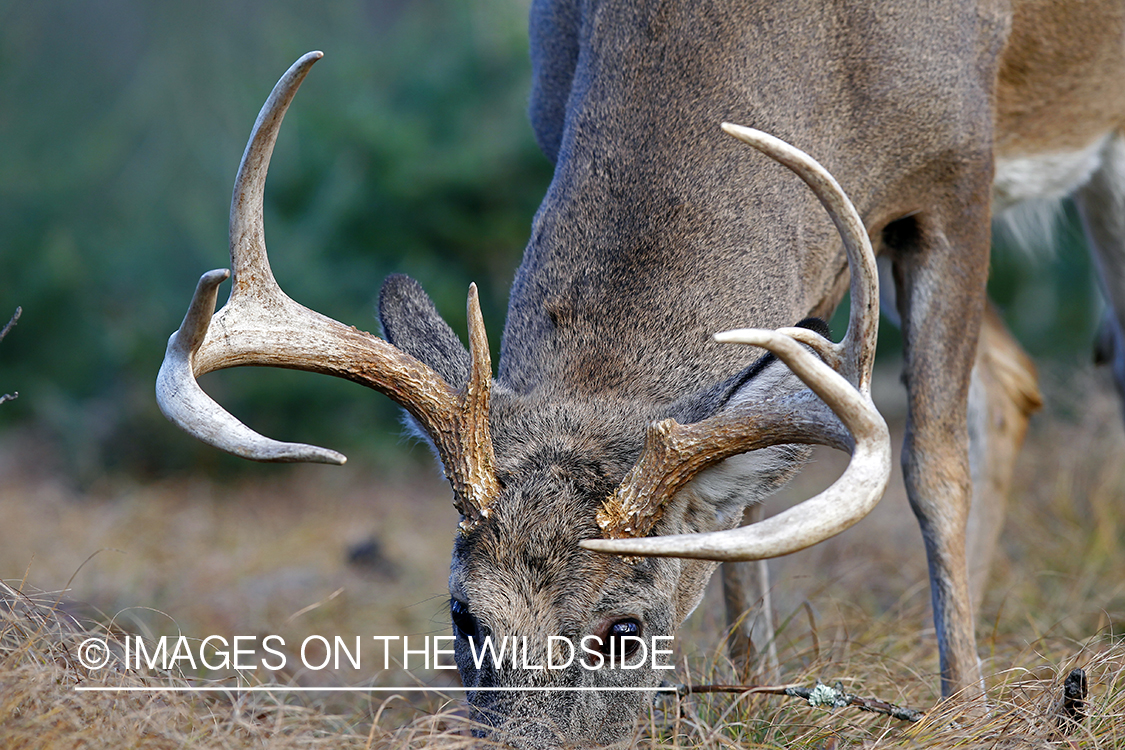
left=680, top=680, right=925, bottom=723
left=1, top=306, right=19, bottom=405
left=0, top=307, right=19, bottom=343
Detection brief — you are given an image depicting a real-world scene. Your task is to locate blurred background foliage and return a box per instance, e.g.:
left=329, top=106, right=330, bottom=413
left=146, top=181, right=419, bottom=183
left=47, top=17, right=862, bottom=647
left=0, top=0, right=1107, bottom=485
left=0, top=0, right=551, bottom=481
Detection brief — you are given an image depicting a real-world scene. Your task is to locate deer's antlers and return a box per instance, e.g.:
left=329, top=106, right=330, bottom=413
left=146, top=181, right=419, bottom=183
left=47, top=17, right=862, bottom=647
left=155, top=52, right=499, bottom=531
left=582, top=125, right=891, bottom=560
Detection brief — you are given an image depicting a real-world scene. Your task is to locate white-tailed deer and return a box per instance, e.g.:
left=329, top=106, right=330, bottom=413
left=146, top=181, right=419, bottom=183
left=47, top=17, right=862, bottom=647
left=158, top=0, right=1125, bottom=745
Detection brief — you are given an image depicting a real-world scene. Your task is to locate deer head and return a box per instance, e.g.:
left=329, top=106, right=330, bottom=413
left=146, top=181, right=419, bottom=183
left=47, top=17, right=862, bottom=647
left=158, top=52, right=889, bottom=747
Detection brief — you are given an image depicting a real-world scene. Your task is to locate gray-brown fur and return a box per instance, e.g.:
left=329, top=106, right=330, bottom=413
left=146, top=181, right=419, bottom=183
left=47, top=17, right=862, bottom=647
left=372, top=0, right=1125, bottom=744
left=380, top=3, right=995, bottom=741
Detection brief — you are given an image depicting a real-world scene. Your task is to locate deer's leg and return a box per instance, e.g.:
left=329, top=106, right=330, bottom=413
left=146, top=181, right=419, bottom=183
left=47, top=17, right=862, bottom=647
left=883, top=261, right=1041, bottom=612
left=1077, top=132, right=1125, bottom=406
left=721, top=506, right=779, bottom=680
left=721, top=560, right=757, bottom=674
left=965, top=305, right=1042, bottom=609
left=891, top=206, right=990, bottom=699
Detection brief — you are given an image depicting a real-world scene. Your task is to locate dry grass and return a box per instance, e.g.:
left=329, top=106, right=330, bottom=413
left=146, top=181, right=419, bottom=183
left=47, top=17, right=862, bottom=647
left=0, top=585, right=480, bottom=748
left=3, top=363, right=1125, bottom=747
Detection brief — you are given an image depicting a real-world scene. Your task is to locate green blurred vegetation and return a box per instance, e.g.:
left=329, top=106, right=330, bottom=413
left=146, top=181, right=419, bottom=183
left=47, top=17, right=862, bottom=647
left=0, top=0, right=1107, bottom=483
left=0, top=0, right=552, bottom=480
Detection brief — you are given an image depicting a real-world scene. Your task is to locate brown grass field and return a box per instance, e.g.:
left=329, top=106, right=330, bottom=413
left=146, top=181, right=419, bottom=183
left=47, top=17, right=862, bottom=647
left=2, top=361, right=1125, bottom=747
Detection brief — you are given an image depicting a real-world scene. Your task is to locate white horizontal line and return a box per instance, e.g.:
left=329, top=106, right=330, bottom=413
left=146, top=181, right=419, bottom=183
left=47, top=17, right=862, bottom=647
left=74, top=686, right=678, bottom=693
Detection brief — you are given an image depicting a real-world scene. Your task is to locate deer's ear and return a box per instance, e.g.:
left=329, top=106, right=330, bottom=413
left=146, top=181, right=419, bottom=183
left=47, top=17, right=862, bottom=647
left=662, top=319, right=831, bottom=533
left=379, top=274, right=471, bottom=390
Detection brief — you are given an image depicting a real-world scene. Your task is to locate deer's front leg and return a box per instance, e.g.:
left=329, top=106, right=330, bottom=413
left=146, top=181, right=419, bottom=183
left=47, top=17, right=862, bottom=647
left=890, top=205, right=990, bottom=700
left=721, top=506, right=779, bottom=681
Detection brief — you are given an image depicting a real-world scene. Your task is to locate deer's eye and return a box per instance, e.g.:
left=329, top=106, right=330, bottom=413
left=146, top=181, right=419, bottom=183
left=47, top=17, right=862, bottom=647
left=450, top=597, right=479, bottom=641
left=600, top=617, right=643, bottom=660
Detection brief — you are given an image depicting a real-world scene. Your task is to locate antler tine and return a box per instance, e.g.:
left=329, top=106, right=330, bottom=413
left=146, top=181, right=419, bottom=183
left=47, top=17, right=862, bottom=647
left=227, top=52, right=322, bottom=296
left=157, top=267, right=346, bottom=464
left=156, top=53, right=499, bottom=526
left=721, top=124, right=878, bottom=394
left=582, top=125, right=889, bottom=559
left=454, top=284, right=501, bottom=525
